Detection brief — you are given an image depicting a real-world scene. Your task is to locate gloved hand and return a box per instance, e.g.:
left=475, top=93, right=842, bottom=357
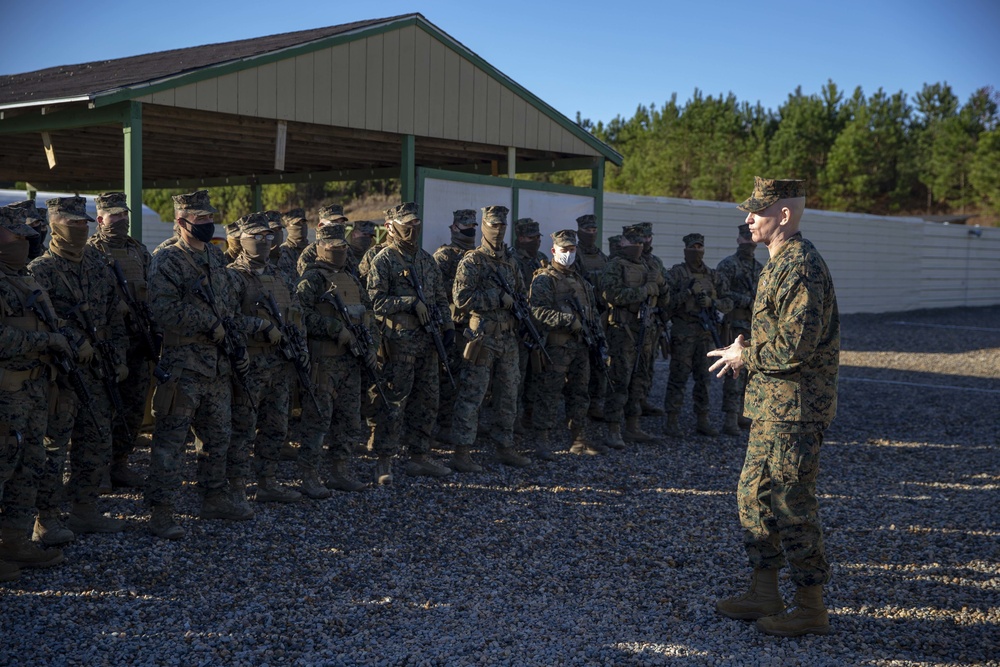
left=233, top=349, right=250, bottom=375
left=76, top=339, right=94, bottom=365
left=115, top=363, right=129, bottom=383
left=46, top=332, right=72, bottom=357
left=364, top=348, right=378, bottom=370
left=697, top=293, right=713, bottom=308
left=262, top=322, right=283, bottom=345
left=443, top=328, right=456, bottom=349
left=570, top=318, right=583, bottom=333
left=501, top=293, right=514, bottom=310
left=337, top=326, right=356, bottom=348
left=645, top=282, right=659, bottom=298
left=209, top=319, right=226, bottom=343
left=414, top=301, right=429, bottom=325
left=296, top=349, right=310, bottom=369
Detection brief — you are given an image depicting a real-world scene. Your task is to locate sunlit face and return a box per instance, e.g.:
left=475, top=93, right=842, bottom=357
left=744, top=202, right=784, bottom=246
left=97, top=211, right=129, bottom=228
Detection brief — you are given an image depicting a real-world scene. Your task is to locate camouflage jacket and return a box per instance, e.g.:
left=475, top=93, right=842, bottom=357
left=716, top=251, right=764, bottom=331
left=227, top=256, right=302, bottom=360
left=0, top=268, right=60, bottom=371
left=599, top=255, right=668, bottom=330
left=573, top=245, right=609, bottom=290
left=514, top=247, right=546, bottom=291
left=295, top=242, right=319, bottom=277
left=87, top=233, right=153, bottom=347
left=298, top=261, right=372, bottom=343
left=742, top=234, right=840, bottom=425
left=454, top=245, right=526, bottom=337
left=148, top=238, right=242, bottom=378
left=357, top=243, right=387, bottom=282
left=529, top=262, right=595, bottom=337
left=666, top=261, right=733, bottom=337
left=433, top=243, right=473, bottom=324
left=28, top=247, right=127, bottom=368
left=276, top=243, right=304, bottom=286
left=367, top=242, right=450, bottom=341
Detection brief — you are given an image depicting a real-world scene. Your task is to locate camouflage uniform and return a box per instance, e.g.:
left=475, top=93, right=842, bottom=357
left=87, top=192, right=154, bottom=484
left=663, top=233, right=732, bottom=434
left=226, top=213, right=302, bottom=502
left=277, top=208, right=309, bottom=285
left=0, top=206, right=64, bottom=567
left=431, top=209, right=477, bottom=439
left=572, top=215, right=610, bottom=419
left=145, top=192, right=246, bottom=524
left=367, top=203, right=453, bottom=475
left=346, top=220, right=377, bottom=277
left=716, top=224, right=764, bottom=430
left=636, top=222, right=671, bottom=417
left=297, top=204, right=348, bottom=277
left=451, top=206, right=528, bottom=465
left=28, top=198, right=128, bottom=534
left=512, top=218, right=547, bottom=431
left=528, top=230, right=596, bottom=455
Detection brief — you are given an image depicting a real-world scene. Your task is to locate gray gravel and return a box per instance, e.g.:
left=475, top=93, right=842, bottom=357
left=2, top=305, right=998, bottom=666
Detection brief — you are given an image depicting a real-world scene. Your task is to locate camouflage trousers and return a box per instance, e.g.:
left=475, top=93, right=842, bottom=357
left=663, top=332, right=713, bottom=417
left=145, top=368, right=233, bottom=507
left=517, top=342, right=542, bottom=420
left=722, top=326, right=751, bottom=415
left=452, top=332, right=519, bottom=450
left=0, top=377, right=51, bottom=530
left=372, top=334, right=439, bottom=456
left=738, top=420, right=831, bottom=587
left=299, top=353, right=363, bottom=466
left=435, top=335, right=465, bottom=432
left=229, top=352, right=293, bottom=480
left=604, top=323, right=655, bottom=423
left=37, top=371, right=113, bottom=513
left=531, top=339, right=590, bottom=433
left=112, top=345, right=153, bottom=462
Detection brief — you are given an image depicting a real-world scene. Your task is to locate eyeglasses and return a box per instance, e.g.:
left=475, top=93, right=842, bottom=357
left=250, top=233, right=275, bottom=242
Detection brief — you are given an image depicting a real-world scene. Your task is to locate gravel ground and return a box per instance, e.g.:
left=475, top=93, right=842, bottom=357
left=2, top=305, right=998, bottom=666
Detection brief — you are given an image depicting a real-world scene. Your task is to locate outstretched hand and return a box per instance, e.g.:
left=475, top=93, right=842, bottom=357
left=707, top=334, right=748, bottom=379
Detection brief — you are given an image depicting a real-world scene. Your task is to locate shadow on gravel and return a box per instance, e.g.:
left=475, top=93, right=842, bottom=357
left=841, top=305, right=1000, bottom=355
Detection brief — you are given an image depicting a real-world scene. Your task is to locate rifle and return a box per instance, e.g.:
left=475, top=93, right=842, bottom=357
left=188, top=275, right=253, bottom=396
left=321, top=289, right=389, bottom=406
left=688, top=280, right=723, bottom=348
left=109, top=260, right=170, bottom=384
left=257, top=291, right=320, bottom=414
left=25, top=290, right=96, bottom=410
left=569, top=295, right=612, bottom=386
left=67, top=303, right=132, bottom=445
left=632, top=294, right=655, bottom=376
left=491, top=269, right=552, bottom=365
left=403, top=268, right=456, bottom=389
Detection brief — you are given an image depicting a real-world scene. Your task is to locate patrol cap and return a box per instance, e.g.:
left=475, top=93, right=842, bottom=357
left=453, top=209, right=477, bottom=226
left=351, top=220, right=377, bottom=235
left=95, top=192, right=130, bottom=215
left=683, top=233, right=705, bottom=247
left=737, top=176, right=806, bottom=213
left=637, top=222, right=653, bottom=236
left=515, top=218, right=540, bottom=236
left=235, top=212, right=271, bottom=237
left=172, top=190, right=218, bottom=217
left=46, top=196, right=95, bottom=222
left=316, top=224, right=347, bottom=244
left=738, top=223, right=752, bottom=240
left=387, top=202, right=420, bottom=224
left=0, top=206, right=39, bottom=237
left=608, top=235, right=622, bottom=255
left=318, top=204, right=348, bottom=224
left=224, top=221, right=240, bottom=237
left=282, top=208, right=307, bottom=225
left=551, top=229, right=578, bottom=247
left=576, top=214, right=597, bottom=229
left=5, top=199, right=46, bottom=224
left=621, top=224, right=644, bottom=244
left=263, top=210, right=284, bottom=230
left=481, top=205, right=509, bottom=226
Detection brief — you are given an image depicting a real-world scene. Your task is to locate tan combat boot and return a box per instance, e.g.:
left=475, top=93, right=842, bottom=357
left=404, top=453, right=452, bottom=478
left=0, top=558, right=19, bottom=582
left=451, top=446, right=483, bottom=473
left=496, top=446, right=531, bottom=468
left=0, top=527, right=64, bottom=569
left=201, top=491, right=255, bottom=520
left=109, top=456, right=144, bottom=488
left=33, top=512, right=75, bottom=546
left=716, top=568, right=786, bottom=620
left=604, top=422, right=626, bottom=450
left=722, top=412, right=740, bottom=436
left=228, top=478, right=255, bottom=517
left=569, top=425, right=603, bottom=456
left=756, top=585, right=830, bottom=637
left=279, top=442, right=299, bottom=461
left=67, top=503, right=125, bottom=534
left=696, top=414, right=719, bottom=436
left=325, top=459, right=367, bottom=492
left=535, top=431, right=557, bottom=462
left=375, top=454, right=393, bottom=486
left=623, top=416, right=655, bottom=443
left=149, top=505, right=185, bottom=540
left=299, top=467, right=332, bottom=499
left=255, top=477, right=302, bottom=503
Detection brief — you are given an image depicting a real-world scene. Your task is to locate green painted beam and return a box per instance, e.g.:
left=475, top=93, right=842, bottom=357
left=143, top=166, right=400, bottom=190
left=0, top=103, right=132, bottom=134
left=400, top=135, right=416, bottom=202
left=123, top=102, right=143, bottom=242
left=592, top=159, right=605, bottom=239
left=251, top=181, right=263, bottom=211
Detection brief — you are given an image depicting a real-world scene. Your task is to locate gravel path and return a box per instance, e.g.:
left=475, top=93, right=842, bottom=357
left=2, top=306, right=998, bottom=666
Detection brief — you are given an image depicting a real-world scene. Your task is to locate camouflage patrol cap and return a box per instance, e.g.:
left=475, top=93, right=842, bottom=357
left=515, top=218, right=540, bottom=236
left=235, top=212, right=271, bottom=237
left=318, top=204, right=348, bottom=224
left=638, top=222, right=653, bottom=236
left=576, top=214, right=597, bottom=229
left=172, top=190, right=218, bottom=217
left=6, top=199, right=46, bottom=224
left=46, top=196, right=95, bottom=222
left=263, top=210, right=284, bottom=230
left=316, top=224, right=347, bottom=244
left=387, top=202, right=420, bottom=224
left=738, top=223, right=752, bottom=240
left=453, top=209, right=477, bottom=226
left=737, top=176, right=806, bottom=213
left=96, top=192, right=129, bottom=215
left=0, top=206, right=38, bottom=237
left=551, top=229, right=578, bottom=247
left=683, top=233, right=705, bottom=247
left=481, top=206, right=509, bottom=226
left=621, top=224, right=644, bottom=244
left=351, top=220, right=377, bottom=235
left=282, top=208, right=307, bottom=225
left=224, top=222, right=240, bottom=237
left=608, top=235, right=622, bottom=255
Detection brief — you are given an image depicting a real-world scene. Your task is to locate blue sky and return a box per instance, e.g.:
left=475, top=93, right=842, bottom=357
left=1, top=0, right=997, bottom=124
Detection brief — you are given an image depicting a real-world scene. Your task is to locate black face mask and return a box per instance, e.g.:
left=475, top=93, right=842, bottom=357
left=577, top=229, right=597, bottom=248
left=185, top=221, right=216, bottom=243
left=737, top=244, right=756, bottom=258
left=28, top=228, right=47, bottom=259
left=684, top=248, right=706, bottom=267
left=459, top=227, right=476, bottom=238
left=620, top=245, right=643, bottom=261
